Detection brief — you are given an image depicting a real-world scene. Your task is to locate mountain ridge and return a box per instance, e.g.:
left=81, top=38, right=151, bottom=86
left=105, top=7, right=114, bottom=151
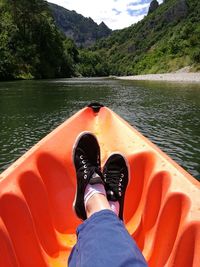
left=77, top=0, right=200, bottom=76
left=1, top=0, right=200, bottom=80
left=48, top=2, right=112, bottom=47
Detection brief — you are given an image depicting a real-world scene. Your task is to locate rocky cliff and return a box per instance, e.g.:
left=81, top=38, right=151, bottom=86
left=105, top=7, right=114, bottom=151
left=148, top=0, right=159, bottom=14
left=48, top=3, right=112, bottom=47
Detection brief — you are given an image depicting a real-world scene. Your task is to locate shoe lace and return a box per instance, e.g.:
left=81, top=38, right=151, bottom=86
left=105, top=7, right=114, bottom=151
left=104, top=169, right=124, bottom=190
left=79, top=153, right=101, bottom=179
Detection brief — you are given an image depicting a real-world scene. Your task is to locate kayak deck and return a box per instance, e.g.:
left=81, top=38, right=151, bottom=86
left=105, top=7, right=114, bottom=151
left=0, top=105, right=199, bottom=267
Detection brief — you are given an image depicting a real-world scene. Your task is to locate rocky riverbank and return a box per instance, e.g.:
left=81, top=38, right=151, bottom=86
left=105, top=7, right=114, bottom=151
left=117, top=72, right=200, bottom=83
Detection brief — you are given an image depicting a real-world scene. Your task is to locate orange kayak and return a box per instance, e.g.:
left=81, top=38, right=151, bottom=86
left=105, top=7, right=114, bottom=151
left=0, top=103, right=199, bottom=267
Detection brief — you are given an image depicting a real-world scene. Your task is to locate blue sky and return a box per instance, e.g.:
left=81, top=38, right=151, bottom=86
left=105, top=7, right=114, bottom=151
left=47, top=0, right=163, bottom=30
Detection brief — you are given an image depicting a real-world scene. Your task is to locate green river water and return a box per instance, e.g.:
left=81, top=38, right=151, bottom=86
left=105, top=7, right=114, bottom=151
left=0, top=78, right=199, bottom=180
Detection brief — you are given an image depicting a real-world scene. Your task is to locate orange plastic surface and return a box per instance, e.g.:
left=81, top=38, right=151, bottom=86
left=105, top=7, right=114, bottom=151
left=0, top=106, right=200, bottom=267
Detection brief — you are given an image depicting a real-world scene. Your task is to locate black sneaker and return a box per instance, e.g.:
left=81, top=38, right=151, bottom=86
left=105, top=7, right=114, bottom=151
left=103, top=154, right=129, bottom=220
left=73, top=132, right=103, bottom=220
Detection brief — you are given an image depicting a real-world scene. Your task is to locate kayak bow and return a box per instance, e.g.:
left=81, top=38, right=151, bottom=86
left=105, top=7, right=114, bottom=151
left=0, top=103, right=199, bottom=267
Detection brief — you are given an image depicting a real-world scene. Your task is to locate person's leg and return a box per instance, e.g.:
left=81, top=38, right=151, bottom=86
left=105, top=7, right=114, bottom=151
left=69, top=133, right=147, bottom=267
left=69, top=199, right=147, bottom=267
left=85, top=192, right=111, bottom=218
left=70, top=210, right=147, bottom=267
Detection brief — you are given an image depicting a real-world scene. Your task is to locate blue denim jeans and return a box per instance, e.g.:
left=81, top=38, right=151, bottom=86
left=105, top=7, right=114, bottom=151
left=68, top=210, right=147, bottom=267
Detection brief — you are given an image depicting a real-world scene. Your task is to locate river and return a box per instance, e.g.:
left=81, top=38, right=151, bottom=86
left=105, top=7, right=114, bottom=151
left=0, top=78, right=199, bottom=180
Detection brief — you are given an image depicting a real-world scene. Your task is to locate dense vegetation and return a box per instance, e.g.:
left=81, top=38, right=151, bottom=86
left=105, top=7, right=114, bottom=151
left=1, top=0, right=200, bottom=80
left=80, top=0, right=200, bottom=76
left=0, top=0, right=78, bottom=80
left=49, top=3, right=112, bottom=48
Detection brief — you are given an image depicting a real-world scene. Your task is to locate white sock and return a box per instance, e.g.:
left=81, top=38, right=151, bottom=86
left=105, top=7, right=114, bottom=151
left=109, top=201, right=120, bottom=216
left=84, top=183, right=106, bottom=207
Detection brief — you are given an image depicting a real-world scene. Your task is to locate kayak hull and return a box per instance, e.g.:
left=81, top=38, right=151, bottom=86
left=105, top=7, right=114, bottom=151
left=0, top=105, right=199, bottom=267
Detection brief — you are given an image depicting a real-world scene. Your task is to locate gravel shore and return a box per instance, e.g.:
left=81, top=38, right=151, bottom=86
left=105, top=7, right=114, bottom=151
left=117, top=72, right=200, bottom=83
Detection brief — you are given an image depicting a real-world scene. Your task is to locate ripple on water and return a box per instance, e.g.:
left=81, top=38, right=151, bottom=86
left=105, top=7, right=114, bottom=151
left=0, top=79, right=200, bottom=180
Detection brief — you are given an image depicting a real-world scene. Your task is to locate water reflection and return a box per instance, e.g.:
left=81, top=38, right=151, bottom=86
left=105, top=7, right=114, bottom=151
left=0, top=78, right=200, bottom=180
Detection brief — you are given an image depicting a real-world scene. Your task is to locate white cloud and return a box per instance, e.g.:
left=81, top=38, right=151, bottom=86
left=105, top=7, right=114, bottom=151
left=47, top=0, right=163, bottom=30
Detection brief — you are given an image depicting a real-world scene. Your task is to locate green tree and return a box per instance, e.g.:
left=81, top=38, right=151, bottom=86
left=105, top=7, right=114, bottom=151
left=0, top=0, right=78, bottom=80
left=76, top=49, right=109, bottom=77
left=0, top=3, right=18, bottom=80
